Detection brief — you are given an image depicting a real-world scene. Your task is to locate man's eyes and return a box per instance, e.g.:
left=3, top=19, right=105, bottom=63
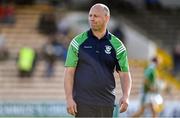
left=89, top=14, right=99, bottom=17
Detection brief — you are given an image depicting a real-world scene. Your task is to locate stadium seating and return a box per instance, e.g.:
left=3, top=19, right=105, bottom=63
left=119, top=9, right=180, bottom=50
left=0, top=4, right=179, bottom=103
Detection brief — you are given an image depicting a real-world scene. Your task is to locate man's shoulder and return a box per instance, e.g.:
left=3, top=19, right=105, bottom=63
left=72, top=31, right=88, bottom=42
left=69, top=31, right=88, bottom=49
left=109, top=32, right=123, bottom=44
left=109, top=32, right=125, bottom=49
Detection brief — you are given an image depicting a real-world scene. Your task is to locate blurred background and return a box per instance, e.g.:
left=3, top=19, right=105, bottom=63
left=0, top=0, right=180, bottom=117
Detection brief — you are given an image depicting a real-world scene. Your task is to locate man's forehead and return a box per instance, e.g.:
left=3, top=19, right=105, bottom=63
left=89, top=4, right=110, bottom=16
left=91, top=5, right=104, bottom=11
left=89, top=6, right=104, bottom=14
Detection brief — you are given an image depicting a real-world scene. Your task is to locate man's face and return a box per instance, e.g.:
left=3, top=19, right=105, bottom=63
left=88, top=7, right=109, bottom=31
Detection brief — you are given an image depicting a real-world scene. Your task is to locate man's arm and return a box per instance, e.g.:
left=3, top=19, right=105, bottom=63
left=64, top=67, right=77, bottom=116
left=118, top=71, right=132, bottom=113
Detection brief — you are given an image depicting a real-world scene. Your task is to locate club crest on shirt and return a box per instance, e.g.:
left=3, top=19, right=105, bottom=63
left=105, top=45, right=112, bottom=54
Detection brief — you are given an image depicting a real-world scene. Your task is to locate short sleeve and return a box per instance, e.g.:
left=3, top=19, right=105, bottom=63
left=110, top=34, right=129, bottom=72
left=117, top=50, right=129, bottom=72
left=64, top=32, right=88, bottom=67
left=65, top=40, right=79, bottom=67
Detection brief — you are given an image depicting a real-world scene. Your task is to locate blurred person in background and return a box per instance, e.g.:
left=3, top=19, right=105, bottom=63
left=172, top=44, right=180, bottom=78
left=64, top=3, right=132, bottom=117
left=38, top=12, right=57, bottom=36
left=0, top=33, right=9, bottom=60
left=17, top=47, right=37, bottom=78
left=42, top=34, right=66, bottom=77
left=0, top=1, right=4, bottom=22
left=132, top=57, right=163, bottom=118
left=0, top=0, right=15, bottom=25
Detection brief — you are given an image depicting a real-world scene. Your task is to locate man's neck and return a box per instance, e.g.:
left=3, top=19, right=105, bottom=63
left=92, top=29, right=106, bottom=39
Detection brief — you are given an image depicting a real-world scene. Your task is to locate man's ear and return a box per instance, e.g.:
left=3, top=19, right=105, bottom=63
left=106, top=15, right=110, bottom=23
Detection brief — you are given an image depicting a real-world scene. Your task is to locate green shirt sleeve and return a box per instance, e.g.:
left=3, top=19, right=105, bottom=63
left=65, top=32, right=88, bottom=67
left=64, top=40, right=79, bottom=67
left=110, top=34, right=129, bottom=72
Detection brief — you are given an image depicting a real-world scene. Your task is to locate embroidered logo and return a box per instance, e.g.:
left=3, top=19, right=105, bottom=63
left=105, top=45, right=112, bottom=54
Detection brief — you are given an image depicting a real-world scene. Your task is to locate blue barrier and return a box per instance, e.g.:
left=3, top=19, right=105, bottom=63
left=0, top=101, right=119, bottom=117
left=0, top=101, right=71, bottom=117
left=0, top=101, right=179, bottom=117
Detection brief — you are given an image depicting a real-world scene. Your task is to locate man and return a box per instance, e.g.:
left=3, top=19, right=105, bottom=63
left=64, top=3, right=132, bottom=117
left=17, top=47, right=37, bottom=77
left=132, top=57, right=160, bottom=117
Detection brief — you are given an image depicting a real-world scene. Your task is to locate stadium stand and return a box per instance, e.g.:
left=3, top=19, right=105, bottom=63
left=0, top=3, right=179, bottom=117
left=0, top=3, right=179, bottom=102
left=119, top=9, right=180, bottom=50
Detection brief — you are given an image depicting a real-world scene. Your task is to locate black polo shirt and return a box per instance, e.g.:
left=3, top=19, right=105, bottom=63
left=65, top=29, right=129, bottom=107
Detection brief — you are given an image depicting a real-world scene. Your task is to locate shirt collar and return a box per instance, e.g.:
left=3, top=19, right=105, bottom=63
left=88, top=29, right=110, bottom=40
